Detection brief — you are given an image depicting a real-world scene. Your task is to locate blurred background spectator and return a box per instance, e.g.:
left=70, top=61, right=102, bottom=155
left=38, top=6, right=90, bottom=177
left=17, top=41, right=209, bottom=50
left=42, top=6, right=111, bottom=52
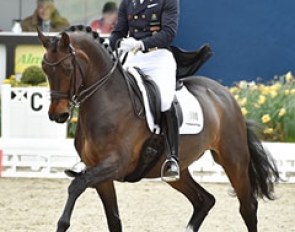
left=21, top=0, right=69, bottom=32
left=90, top=1, right=118, bottom=34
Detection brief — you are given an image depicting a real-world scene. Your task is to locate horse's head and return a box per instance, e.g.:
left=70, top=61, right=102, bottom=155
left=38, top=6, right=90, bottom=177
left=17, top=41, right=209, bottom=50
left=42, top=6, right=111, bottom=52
left=38, top=28, right=75, bottom=123
left=38, top=26, right=117, bottom=123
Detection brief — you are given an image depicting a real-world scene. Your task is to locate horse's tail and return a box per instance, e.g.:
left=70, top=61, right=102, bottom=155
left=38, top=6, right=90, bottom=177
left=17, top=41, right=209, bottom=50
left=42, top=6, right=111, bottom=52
left=246, top=120, right=280, bottom=200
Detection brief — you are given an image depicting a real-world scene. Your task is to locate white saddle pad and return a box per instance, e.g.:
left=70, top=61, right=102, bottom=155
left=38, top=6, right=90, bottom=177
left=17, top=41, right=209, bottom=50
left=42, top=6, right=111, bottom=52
left=127, top=67, right=204, bottom=135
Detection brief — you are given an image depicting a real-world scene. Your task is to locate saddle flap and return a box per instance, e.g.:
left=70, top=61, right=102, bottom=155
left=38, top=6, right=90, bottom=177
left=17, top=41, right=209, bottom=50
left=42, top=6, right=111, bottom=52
left=125, top=67, right=162, bottom=128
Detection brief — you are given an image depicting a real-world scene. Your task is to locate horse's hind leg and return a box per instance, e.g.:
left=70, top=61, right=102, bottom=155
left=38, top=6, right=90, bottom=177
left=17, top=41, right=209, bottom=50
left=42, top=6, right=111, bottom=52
left=168, top=168, right=215, bottom=232
left=213, top=147, right=258, bottom=232
left=96, top=181, right=122, bottom=232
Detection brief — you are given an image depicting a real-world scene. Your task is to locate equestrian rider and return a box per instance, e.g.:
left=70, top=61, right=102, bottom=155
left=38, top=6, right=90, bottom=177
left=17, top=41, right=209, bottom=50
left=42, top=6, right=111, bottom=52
left=109, top=0, right=180, bottom=181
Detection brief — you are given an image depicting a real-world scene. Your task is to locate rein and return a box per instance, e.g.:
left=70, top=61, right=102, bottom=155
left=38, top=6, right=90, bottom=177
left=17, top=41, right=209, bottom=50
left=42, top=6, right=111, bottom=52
left=72, top=58, right=118, bottom=106
left=43, top=38, right=142, bottom=120
left=42, top=43, right=118, bottom=107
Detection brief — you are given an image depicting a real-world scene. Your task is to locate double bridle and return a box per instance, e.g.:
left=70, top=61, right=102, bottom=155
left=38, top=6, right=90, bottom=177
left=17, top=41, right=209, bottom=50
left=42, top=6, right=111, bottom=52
left=42, top=43, right=118, bottom=108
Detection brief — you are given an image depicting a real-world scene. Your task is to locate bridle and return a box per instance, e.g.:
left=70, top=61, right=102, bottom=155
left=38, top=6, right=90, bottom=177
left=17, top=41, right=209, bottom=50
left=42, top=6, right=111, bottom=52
left=42, top=43, right=118, bottom=108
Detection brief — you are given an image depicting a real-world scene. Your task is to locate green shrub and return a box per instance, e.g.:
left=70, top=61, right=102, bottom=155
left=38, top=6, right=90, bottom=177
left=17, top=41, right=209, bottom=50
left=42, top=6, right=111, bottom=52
left=229, top=72, right=295, bottom=142
left=20, top=66, right=46, bottom=86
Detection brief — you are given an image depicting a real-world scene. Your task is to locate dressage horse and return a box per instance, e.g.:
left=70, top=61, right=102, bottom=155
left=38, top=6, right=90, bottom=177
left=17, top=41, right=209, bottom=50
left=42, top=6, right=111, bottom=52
left=37, top=26, right=279, bottom=232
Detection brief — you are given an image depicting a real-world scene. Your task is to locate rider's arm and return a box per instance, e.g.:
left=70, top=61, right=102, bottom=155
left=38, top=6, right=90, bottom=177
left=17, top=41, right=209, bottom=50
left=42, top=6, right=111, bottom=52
left=141, top=0, right=179, bottom=52
left=109, top=0, right=129, bottom=50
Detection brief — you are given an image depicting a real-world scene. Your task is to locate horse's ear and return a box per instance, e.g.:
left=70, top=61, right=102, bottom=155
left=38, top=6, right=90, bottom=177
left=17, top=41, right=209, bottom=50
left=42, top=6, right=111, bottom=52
left=59, top=32, right=71, bottom=50
left=37, top=27, right=50, bottom=48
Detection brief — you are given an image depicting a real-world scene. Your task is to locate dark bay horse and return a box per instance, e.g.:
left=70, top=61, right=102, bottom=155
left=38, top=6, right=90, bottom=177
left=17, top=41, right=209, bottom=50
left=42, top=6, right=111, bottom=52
left=37, top=26, right=279, bottom=232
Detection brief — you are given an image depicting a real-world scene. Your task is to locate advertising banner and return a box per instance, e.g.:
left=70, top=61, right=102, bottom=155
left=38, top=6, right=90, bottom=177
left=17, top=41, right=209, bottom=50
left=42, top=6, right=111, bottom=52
left=14, top=45, right=44, bottom=74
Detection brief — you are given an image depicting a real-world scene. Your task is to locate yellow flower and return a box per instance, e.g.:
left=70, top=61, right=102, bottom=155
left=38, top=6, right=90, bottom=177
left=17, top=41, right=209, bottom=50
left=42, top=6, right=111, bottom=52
left=285, top=71, right=294, bottom=82
left=270, top=90, right=278, bottom=98
left=241, top=107, right=248, bottom=116
left=238, top=97, right=247, bottom=106
left=263, top=128, right=274, bottom=134
left=261, top=114, right=271, bottom=124
left=229, top=87, right=240, bottom=94
left=254, top=103, right=260, bottom=109
left=250, top=85, right=258, bottom=91
left=278, top=108, right=286, bottom=117
left=234, top=94, right=239, bottom=100
left=70, top=117, right=78, bottom=123
left=285, top=89, right=290, bottom=96
left=270, top=83, right=281, bottom=91
left=291, top=89, right=295, bottom=95
left=258, top=95, right=266, bottom=105
left=3, top=79, right=11, bottom=84
left=238, top=81, right=248, bottom=89
left=259, top=85, right=270, bottom=95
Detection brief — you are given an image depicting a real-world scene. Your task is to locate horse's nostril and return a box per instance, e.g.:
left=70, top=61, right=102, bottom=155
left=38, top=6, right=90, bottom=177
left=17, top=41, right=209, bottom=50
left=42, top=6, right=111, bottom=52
left=57, top=112, right=70, bottom=123
left=48, top=113, right=55, bottom=121
left=48, top=112, right=69, bottom=123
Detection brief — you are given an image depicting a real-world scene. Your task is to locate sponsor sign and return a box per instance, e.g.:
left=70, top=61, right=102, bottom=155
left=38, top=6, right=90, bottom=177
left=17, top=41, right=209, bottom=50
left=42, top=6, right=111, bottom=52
left=14, top=45, right=44, bottom=74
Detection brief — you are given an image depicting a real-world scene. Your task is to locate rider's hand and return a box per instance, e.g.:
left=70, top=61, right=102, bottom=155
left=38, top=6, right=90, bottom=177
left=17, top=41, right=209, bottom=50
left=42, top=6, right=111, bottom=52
left=119, top=37, right=144, bottom=53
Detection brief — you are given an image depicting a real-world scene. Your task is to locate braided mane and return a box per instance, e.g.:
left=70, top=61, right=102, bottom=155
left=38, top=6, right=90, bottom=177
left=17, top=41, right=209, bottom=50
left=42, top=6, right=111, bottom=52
left=63, top=25, right=114, bottom=58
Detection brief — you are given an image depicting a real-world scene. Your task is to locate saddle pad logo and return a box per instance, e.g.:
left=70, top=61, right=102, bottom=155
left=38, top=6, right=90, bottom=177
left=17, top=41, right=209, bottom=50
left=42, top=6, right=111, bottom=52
left=176, top=87, right=204, bottom=134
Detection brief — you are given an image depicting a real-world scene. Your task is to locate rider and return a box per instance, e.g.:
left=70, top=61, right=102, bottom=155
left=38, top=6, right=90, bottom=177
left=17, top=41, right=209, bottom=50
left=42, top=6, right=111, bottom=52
left=109, top=0, right=180, bottom=181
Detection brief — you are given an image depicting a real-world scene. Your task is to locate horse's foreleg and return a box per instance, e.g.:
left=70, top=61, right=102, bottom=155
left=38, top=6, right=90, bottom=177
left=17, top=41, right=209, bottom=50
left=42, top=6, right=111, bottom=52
left=57, top=175, right=87, bottom=232
left=56, top=159, right=120, bottom=232
left=168, top=169, right=215, bottom=232
left=96, top=181, right=122, bottom=232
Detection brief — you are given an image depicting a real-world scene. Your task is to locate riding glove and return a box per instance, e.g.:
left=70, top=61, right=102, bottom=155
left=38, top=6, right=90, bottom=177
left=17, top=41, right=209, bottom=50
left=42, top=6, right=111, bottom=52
left=119, top=37, right=145, bottom=53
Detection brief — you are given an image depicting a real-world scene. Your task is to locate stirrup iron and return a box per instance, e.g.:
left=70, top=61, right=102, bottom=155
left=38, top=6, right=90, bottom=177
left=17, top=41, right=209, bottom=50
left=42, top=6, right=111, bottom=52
left=161, top=157, right=180, bottom=182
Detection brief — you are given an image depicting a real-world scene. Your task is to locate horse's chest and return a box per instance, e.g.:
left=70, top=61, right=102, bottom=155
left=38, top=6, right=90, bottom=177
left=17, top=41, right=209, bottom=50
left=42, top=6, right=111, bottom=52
left=80, top=137, right=117, bottom=167
left=79, top=138, right=104, bottom=167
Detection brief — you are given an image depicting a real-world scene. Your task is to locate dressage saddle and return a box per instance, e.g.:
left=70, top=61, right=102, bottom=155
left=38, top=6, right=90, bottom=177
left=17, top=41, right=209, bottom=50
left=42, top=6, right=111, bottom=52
left=123, top=44, right=213, bottom=182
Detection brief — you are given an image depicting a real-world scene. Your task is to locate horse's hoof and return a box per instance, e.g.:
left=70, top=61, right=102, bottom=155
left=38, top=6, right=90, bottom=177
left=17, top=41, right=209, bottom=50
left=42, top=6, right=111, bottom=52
left=64, top=162, right=86, bottom=177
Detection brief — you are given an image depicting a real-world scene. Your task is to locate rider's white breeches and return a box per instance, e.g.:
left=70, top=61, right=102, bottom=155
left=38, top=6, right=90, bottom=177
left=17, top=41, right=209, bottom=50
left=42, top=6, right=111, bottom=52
left=124, top=49, right=176, bottom=111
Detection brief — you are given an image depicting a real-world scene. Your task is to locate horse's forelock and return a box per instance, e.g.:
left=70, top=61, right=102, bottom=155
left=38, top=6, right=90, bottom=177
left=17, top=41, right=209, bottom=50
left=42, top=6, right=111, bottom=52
left=47, top=37, right=60, bottom=53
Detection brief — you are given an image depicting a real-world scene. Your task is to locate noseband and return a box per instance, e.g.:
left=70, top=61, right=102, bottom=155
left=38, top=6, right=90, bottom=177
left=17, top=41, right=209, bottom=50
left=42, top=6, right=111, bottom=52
left=42, top=43, right=118, bottom=107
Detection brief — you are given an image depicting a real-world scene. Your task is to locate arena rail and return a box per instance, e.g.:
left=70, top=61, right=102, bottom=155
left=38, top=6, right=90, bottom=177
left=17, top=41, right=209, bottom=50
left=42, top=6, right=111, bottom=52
left=0, top=138, right=294, bottom=183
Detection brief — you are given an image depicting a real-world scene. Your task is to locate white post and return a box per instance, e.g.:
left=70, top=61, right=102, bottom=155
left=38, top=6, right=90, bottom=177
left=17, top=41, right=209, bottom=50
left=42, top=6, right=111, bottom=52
left=1, top=84, right=11, bottom=138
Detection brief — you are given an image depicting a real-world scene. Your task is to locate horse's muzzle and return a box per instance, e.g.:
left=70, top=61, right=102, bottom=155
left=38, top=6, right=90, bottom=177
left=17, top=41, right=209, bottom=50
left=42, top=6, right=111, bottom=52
left=49, top=112, right=70, bottom=123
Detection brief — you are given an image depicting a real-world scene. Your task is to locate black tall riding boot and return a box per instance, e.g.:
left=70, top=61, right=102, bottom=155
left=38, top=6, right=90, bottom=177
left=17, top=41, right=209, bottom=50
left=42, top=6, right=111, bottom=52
left=161, top=104, right=180, bottom=182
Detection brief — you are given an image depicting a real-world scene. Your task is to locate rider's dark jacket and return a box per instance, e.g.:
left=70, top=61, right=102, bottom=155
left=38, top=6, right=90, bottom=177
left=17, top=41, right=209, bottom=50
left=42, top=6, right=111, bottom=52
left=109, top=0, right=179, bottom=52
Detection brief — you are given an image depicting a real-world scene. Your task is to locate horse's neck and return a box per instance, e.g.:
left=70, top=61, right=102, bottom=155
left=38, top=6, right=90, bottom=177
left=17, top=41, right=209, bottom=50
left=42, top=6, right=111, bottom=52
left=82, top=50, right=113, bottom=86
left=79, top=65, right=132, bottom=125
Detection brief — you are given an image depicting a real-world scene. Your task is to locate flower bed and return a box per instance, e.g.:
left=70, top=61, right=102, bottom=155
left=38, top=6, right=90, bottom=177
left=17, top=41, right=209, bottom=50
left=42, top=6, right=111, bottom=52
left=229, top=72, right=295, bottom=142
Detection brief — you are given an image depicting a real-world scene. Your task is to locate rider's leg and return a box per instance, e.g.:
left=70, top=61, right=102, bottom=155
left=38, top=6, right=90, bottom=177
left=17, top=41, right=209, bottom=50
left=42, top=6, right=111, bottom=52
left=122, top=49, right=180, bottom=181
left=161, top=102, right=180, bottom=182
